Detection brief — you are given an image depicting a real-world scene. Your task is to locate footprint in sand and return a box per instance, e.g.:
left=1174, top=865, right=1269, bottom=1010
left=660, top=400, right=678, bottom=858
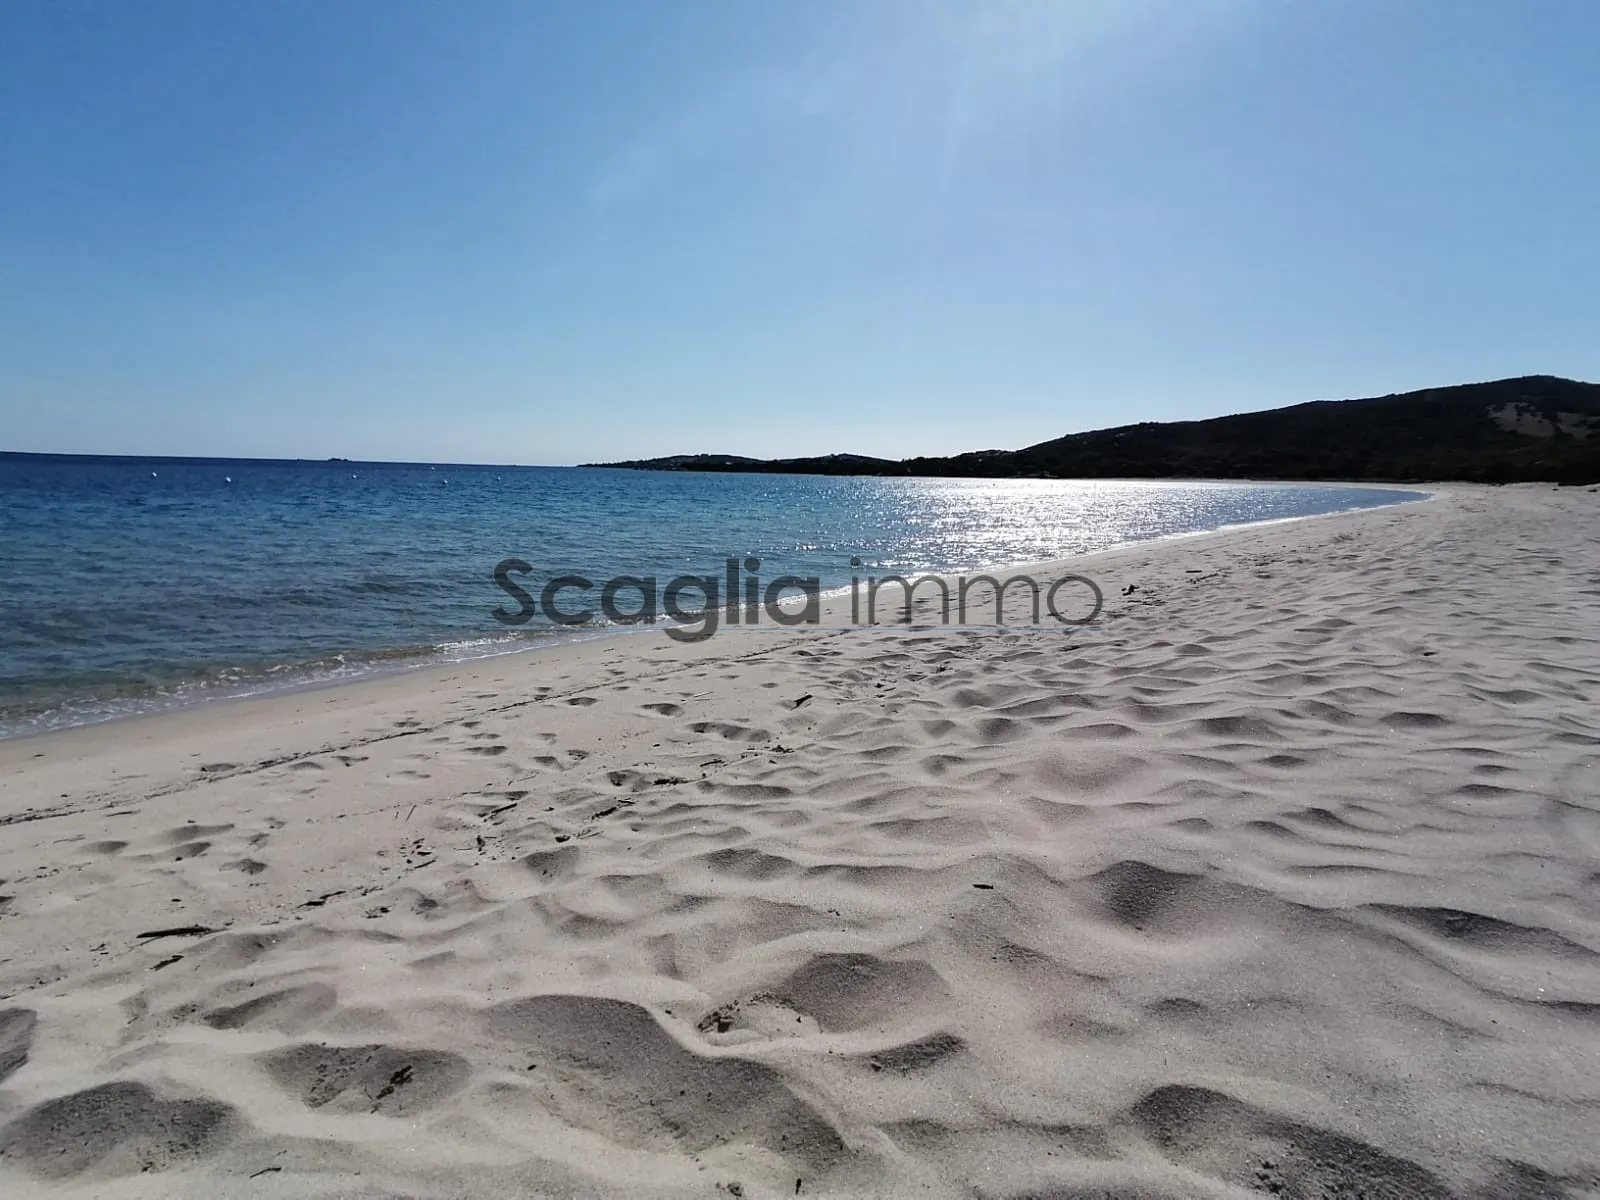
left=258, top=1042, right=470, bottom=1116
left=0, top=1081, right=239, bottom=1179
left=0, top=1008, right=37, bottom=1083
left=701, top=953, right=950, bottom=1047
left=690, top=720, right=770, bottom=743
left=486, top=994, right=844, bottom=1170
left=203, top=983, right=337, bottom=1033
left=1125, top=1084, right=1458, bottom=1199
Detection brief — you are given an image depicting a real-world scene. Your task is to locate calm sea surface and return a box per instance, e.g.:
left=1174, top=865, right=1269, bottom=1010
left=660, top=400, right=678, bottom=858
left=0, top=455, right=1424, bottom=736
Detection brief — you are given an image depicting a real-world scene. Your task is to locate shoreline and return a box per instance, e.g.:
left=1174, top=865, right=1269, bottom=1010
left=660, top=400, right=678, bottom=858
left=0, top=482, right=1431, bottom=746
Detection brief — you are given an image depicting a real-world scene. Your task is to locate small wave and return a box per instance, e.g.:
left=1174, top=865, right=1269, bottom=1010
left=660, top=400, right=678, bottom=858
left=0, top=623, right=617, bottom=739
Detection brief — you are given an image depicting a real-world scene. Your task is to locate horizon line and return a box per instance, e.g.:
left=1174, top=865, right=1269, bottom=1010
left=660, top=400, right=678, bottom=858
left=4, top=371, right=1591, bottom=471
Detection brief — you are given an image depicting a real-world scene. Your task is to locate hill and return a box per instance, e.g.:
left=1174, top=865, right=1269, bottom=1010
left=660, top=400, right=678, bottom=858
left=586, top=376, right=1600, bottom=483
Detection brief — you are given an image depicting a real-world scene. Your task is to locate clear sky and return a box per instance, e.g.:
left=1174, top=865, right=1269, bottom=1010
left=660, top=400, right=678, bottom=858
left=2, top=1, right=1596, bottom=464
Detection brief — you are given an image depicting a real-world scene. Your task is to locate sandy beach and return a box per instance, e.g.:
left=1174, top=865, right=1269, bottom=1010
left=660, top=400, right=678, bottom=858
left=1, top=483, right=1597, bottom=1199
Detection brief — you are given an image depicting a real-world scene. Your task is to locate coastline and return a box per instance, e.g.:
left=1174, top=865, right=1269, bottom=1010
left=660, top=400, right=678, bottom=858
left=0, top=479, right=1430, bottom=743
left=2, top=482, right=1596, bottom=1197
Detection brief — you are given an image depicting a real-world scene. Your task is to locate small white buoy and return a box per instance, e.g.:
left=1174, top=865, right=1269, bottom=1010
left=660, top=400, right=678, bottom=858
left=225, top=476, right=232, bottom=483
left=150, top=471, right=157, bottom=477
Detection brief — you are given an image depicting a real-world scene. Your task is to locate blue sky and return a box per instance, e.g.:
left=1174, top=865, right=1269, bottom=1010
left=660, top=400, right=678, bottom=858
left=2, top=1, right=1596, bottom=464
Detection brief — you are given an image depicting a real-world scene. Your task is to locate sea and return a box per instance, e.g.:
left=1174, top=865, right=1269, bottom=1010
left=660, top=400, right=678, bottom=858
left=0, top=454, right=1426, bottom=738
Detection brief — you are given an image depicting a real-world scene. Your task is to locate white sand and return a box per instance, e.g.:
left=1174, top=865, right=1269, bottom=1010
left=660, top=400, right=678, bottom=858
left=1, top=484, right=1597, bottom=1198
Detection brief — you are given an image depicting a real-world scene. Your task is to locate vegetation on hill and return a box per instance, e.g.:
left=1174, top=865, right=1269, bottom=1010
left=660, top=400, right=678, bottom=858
left=587, top=376, right=1600, bottom=484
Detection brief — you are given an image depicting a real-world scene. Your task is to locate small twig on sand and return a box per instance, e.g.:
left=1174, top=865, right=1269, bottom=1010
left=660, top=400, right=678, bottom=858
left=136, top=925, right=215, bottom=940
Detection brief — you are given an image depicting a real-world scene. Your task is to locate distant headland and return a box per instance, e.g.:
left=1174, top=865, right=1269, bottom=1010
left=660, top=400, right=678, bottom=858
left=585, top=376, right=1600, bottom=484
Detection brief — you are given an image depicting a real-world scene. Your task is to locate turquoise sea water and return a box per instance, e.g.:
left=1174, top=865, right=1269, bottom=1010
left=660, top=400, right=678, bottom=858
left=0, top=455, right=1424, bottom=736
